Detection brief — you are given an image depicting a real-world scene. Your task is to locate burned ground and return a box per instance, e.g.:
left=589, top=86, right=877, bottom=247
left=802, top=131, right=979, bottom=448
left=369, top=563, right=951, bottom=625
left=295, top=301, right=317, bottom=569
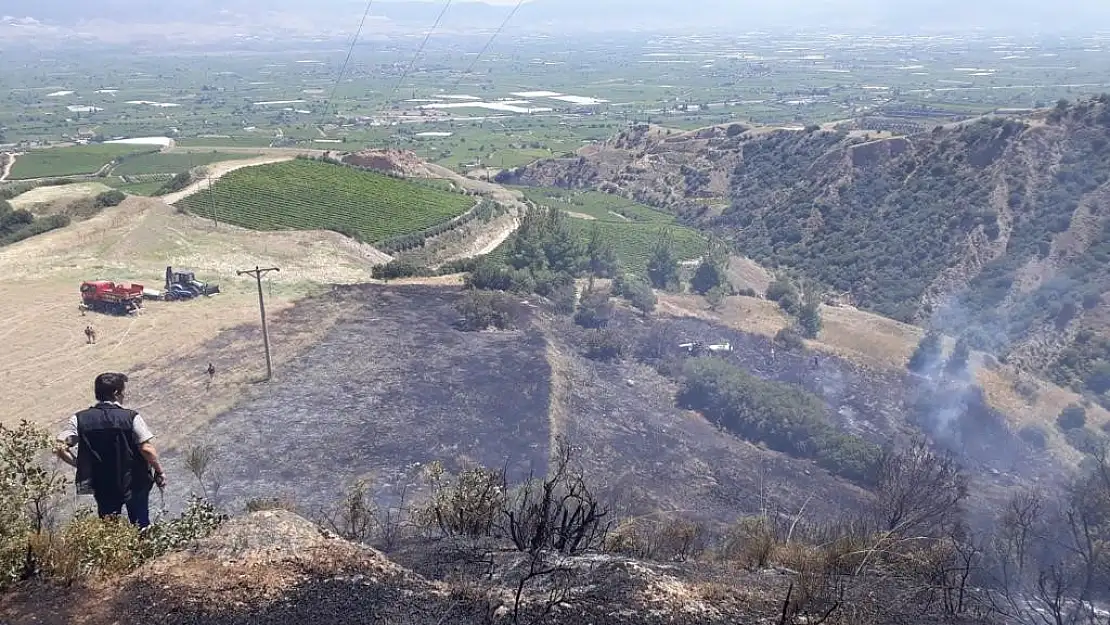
left=163, top=285, right=552, bottom=513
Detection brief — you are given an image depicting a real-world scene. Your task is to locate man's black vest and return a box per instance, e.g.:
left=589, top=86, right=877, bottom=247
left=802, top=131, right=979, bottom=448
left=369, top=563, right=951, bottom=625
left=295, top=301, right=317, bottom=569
left=75, top=403, right=151, bottom=500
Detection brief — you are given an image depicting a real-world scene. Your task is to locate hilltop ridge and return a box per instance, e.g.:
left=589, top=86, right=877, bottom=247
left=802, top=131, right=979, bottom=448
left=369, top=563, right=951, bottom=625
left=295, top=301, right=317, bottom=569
left=508, top=98, right=1110, bottom=400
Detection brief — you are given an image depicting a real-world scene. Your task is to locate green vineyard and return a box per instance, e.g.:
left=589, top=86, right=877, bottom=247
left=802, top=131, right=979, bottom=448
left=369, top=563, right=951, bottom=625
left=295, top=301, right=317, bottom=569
left=175, top=159, right=474, bottom=244
left=513, top=186, right=708, bottom=272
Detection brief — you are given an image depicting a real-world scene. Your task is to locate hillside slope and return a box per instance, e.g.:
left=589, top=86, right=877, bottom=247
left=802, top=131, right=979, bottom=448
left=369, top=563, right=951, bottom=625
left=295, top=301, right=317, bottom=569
left=509, top=98, right=1110, bottom=396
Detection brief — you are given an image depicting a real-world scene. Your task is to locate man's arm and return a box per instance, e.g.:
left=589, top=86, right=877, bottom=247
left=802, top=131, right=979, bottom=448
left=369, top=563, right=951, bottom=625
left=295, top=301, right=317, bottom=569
left=54, top=444, right=77, bottom=468
left=54, top=416, right=78, bottom=468
left=133, top=415, right=166, bottom=487
left=140, top=441, right=166, bottom=487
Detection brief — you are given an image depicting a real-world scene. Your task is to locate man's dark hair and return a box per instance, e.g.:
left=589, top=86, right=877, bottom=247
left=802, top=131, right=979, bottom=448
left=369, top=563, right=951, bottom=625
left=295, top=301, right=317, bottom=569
left=94, top=373, right=128, bottom=402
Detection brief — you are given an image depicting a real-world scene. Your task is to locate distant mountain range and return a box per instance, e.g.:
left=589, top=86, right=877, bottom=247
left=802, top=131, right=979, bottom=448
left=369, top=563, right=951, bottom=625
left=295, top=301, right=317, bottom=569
left=2, top=0, right=1109, bottom=43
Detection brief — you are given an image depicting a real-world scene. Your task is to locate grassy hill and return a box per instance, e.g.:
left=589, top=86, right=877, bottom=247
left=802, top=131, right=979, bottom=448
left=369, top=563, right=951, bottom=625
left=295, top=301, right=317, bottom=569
left=175, top=159, right=474, bottom=245
left=516, top=186, right=708, bottom=272
left=510, top=98, right=1110, bottom=401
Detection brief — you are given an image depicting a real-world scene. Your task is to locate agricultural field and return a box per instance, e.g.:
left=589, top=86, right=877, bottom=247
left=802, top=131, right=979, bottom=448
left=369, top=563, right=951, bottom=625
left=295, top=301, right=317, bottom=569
left=4, top=30, right=1109, bottom=178
left=7, top=144, right=151, bottom=180
left=515, top=186, right=709, bottom=271
left=175, top=159, right=474, bottom=244
left=112, top=151, right=257, bottom=176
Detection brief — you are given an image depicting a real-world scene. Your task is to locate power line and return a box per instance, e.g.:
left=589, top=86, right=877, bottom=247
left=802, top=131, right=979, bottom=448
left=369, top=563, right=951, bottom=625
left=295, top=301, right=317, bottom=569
left=450, top=0, right=526, bottom=93
left=390, top=0, right=454, bottom=98
left=319, top=0, right=377, bottom=132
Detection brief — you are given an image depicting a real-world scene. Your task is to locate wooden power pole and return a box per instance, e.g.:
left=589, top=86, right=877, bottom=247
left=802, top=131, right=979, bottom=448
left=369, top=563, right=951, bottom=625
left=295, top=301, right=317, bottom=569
left=237, top=265, right=280, bottom=381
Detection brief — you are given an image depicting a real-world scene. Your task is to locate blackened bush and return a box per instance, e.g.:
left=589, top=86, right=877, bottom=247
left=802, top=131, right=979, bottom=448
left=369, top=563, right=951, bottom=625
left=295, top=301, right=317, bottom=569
left=551, top=282, right=578, bottom=316
left=456, top=291, right=517, bottom=331
left=1064, top=427, right=1106, bottom=455
left=1057, top=403, right=1087, bottom=431
left=574, top=290, right=611, bottom=328
left=1019, top=424, right=1048, bottom=450
left=775, top=326, right=805, bottom=351
left=583, top=328, right=628, bottom=361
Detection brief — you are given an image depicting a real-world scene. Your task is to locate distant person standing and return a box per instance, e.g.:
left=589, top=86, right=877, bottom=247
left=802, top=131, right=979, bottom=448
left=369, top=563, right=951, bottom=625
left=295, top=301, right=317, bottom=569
left=84, top=325, right=97, bottom=345
left=205, top=362, right=216, bottom=391
left=54, top=373, right=167, bottom=528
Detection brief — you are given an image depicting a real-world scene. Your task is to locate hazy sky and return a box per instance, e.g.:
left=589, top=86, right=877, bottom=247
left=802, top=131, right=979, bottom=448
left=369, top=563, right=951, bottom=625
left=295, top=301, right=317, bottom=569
left=4, top=0, right=1109, bottom=39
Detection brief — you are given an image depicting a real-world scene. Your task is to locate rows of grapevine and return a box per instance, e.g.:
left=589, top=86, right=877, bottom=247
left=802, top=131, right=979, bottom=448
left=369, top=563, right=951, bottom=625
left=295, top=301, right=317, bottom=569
left=486, top=217, right=707, bottom=274
left=518, top=187, right=674, bottom=224
left=175, top=160, right=473, bottom=244
left=566, top=220, right=707, bottom=272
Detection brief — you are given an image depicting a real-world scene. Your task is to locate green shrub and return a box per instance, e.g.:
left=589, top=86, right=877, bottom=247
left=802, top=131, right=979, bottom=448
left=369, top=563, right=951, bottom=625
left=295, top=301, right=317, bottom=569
left=616, top=274, right=657, bottom=316
left=646, top=230, right=680, bottom=291
left=691, top=257, right=728, bottom=295
left=30, top=512, right=141, bottom=583
left=93, top=190, right=127, bottom=208
left=372, top=259, right=433, bottom=281
left=678, top=358, right=880, bottom=485
left=0, top=420, right=67, bottom=586
left=139, top=496, right=226, bottom=561
left=798, top=298, right=822, bottom=339
left=766, top=278, right=801, bottom=316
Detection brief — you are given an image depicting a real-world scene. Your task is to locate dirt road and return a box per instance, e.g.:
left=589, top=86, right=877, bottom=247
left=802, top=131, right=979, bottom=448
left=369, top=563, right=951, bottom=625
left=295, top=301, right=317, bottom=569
left=0, top=152, right=16, bottom=182
left=159, top=155, right=294, bottom=205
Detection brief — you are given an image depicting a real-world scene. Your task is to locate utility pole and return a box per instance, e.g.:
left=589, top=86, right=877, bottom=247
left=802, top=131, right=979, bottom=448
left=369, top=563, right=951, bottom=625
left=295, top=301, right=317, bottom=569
left=237, top=266, right=280, bottom=381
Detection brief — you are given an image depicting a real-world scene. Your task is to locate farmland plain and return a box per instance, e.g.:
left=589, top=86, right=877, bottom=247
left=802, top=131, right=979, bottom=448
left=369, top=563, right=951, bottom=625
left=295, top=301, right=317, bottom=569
left=2, top=31, right=1108, bottom=178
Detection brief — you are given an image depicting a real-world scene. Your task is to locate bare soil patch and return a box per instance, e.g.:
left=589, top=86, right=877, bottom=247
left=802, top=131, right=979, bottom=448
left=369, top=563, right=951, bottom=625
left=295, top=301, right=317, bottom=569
left=0, top=197, right=381, bottom=440
left=8, top=182, right=112, bottom=212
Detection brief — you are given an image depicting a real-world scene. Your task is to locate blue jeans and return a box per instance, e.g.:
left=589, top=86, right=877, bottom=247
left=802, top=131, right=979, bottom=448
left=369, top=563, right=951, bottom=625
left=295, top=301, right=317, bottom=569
left=95, top=487, right=151, bottom=528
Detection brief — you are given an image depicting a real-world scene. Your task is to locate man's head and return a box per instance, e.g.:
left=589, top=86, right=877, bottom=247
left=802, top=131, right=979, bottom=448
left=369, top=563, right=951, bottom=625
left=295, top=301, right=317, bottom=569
left=94, top=372, right=128, bottom=403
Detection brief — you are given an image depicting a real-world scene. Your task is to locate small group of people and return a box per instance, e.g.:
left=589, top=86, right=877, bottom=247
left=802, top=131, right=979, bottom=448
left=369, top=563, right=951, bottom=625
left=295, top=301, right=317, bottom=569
left=84, top=325, right=97, bottom=345
left=55, top=373, right=167, bottom=528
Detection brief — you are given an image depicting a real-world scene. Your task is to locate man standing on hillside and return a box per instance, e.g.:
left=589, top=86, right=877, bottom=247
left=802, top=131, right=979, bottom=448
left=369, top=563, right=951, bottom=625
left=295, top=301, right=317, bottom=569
left=54, top=373, right=167, bottom=528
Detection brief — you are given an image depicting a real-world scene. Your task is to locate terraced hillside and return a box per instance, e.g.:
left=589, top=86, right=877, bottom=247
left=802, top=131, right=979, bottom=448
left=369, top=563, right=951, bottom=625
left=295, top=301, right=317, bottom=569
left=510, top=98, right=1110, bottom=398
left=175, top=159, right=474, bottom=244
left=519, top=187, right=708, bottom=269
